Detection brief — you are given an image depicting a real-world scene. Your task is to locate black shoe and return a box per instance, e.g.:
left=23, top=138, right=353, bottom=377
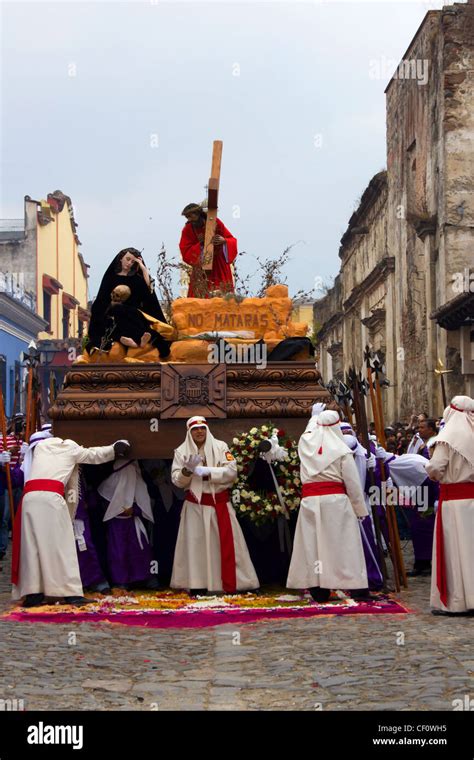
left=0, top=551, right=6, bottom=561
left=407, top=564, right=431, bottom=577
left=88, top=582, right=111, bottom=594
left=189, top=589, right=207, bottom=597
left=143, top=577, right=161, bottom=590
left=22, top=593, right=45, bottom=608
left=309, top=587, right=331, bottom=603
left=63, top=596, right=94, bottom=607
left=432, top=609, right=474, bottom=617
left=351, top=589, right=376, bottom=602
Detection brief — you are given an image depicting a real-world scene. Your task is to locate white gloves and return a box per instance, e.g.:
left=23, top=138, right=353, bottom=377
left=194, top=465, right=211, bottom=477
left=386, top=476, right=394, bottom=488
left=0, top=451, right=11, bottom=465
left=183, top=454, right=202, bottom=473
left=375, top=445, right=393, bottom=463
left=366, top=453, right=376, bottom=469
left=262, top=432, right=288, bottom=463
left=311, top=402, right=326, bottom=418
left=20, top=442, right=29, bottom=456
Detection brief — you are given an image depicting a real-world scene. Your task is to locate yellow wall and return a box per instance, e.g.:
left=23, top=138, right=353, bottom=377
left=291, top=303, right=314, bottom=335
left=35, top=200, right=89, bottom=340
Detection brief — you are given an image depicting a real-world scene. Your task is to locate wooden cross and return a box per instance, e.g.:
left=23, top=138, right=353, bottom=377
left=202, top=140, right=223, bottom=271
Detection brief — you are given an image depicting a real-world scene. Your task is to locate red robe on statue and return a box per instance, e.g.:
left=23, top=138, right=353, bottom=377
left=179, top=218, right=238, bottom=297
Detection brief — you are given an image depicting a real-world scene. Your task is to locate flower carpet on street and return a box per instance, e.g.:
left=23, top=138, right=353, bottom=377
left=2, top=589, right=412, bottom=629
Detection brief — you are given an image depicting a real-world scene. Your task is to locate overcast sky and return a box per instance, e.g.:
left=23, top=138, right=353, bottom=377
left=1, top=0, right=450, bottom=300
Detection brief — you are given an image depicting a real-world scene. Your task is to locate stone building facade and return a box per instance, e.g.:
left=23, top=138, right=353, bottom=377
left=316, top=2, right=474, bottom=422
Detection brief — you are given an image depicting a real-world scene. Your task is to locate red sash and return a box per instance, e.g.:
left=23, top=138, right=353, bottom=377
left=302, top=482, right=347, bottom=498
left=11, top=479, right=65, bottom=585
left=185, top=489, right=236, bottom=593
left=436, top=482, right=474, bottom=607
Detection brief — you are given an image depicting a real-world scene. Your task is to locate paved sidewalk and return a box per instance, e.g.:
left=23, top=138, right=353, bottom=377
left=0, top=546, right=472, bottom=711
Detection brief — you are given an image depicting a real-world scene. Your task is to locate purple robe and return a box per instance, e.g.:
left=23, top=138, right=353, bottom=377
left=0, top=462, right=24, bottom=493
left=403, top=445, right=438, bottom=564
left=106, top=504, right=153, bottom=586
left=75, top=489, right=108, bottom=589
left=359, top=515, right=383, bottom=590
left=365, top=443, right=391, bottom=557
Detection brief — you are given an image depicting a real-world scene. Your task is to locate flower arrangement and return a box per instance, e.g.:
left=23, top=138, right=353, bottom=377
left=229, top=423, right=301, bottom=526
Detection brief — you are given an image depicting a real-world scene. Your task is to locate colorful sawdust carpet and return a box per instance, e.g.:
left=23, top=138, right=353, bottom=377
left=2, top=589, right=412, bottom=629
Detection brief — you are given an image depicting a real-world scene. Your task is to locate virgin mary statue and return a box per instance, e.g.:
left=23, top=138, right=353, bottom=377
left=86, top=247, right=172, bottom=358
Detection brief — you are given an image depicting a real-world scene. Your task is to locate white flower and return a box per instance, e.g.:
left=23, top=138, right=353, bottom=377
left=250, top=427, right=258, bottom=435
left=233, top=437, right=239, bottom=445
left=261, top=426, right=268, bottom=432
left=265, top=505, right=273, bottom=511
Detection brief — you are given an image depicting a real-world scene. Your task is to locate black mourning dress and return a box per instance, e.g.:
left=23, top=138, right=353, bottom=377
left=86, top=265, right=170, bottom=358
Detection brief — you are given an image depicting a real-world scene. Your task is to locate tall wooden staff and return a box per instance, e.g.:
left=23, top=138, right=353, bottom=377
left=24, top=365, right=34, bottom=443
left=347, top=367, right=390, bottom=589
left=0, top=386, right=15, bottom=525
left=336, top=380, right=354, bottom=428
left=49, top=371, right=57, bottom=408
left=369, top=350, right=407, bottom=589
left=11, top=374, right=20, bottom=419
left=364, top=348, right=382, bottom=436
left=434, top=358, right=452, bottom=410
left=34, top=372, right=43, bottom=431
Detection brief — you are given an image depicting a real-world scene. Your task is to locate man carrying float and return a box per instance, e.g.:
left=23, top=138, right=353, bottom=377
left=287, top=408, right=370, bottom=602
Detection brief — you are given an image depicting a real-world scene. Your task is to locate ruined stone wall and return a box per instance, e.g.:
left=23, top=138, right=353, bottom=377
left=386, top=11, right=442, bottom=418
left=439, top=3, right=474, bottom=402
left=386, top=2, right=474, bottom=416
left=309, top=6, right=474, bottom=419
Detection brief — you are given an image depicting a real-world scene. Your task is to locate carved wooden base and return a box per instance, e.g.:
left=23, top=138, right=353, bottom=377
left=50, top=362, right=328, bottom=457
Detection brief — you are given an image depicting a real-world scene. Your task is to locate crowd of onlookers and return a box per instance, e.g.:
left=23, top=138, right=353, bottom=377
left=369, top=414, right=443, bottom=455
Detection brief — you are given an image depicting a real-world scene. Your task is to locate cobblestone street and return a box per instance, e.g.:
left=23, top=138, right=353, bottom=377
left=0, top=546, right=472, bottom=712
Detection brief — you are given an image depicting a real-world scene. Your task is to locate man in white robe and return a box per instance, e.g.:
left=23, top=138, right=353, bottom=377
left=287, top=409, right=369, bottom=602
left=170, top=416, right=259, bottom=595
left=12, top=433, right=130, bottom=607
left=425, top=395, right=474, bottom=615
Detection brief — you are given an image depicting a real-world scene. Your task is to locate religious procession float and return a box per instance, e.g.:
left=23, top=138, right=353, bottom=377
left=2, top=142, right=410, bottom=628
